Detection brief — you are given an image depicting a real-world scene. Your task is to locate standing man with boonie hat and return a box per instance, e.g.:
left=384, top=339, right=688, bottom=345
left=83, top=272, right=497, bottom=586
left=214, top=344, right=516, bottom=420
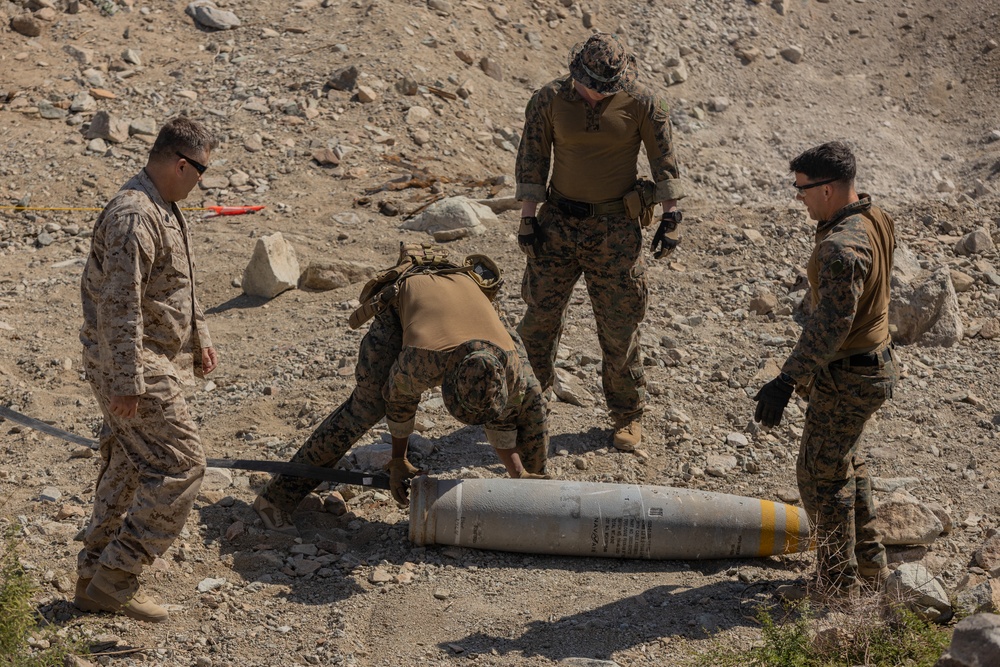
left=514, top=32, right=687, bottom=452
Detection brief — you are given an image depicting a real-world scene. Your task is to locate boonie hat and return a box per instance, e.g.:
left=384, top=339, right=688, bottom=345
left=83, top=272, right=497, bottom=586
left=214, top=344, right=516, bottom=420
left=569, top=32, right=637, bottom=95
left=442, top=340, right=509, bottom=426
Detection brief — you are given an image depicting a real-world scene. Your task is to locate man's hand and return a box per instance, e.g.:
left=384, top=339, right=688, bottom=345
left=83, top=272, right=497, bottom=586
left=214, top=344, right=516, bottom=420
left=201, top=346, right=219, bottom=375
left=651, top=210, right=682, bottom=259
left=518, top=216, right=544, bottom=258
left=110, top=395, right=140, bottom=419
left=753, top=375, right=795, bottom=428
left=385, top=457, right=420, bottom=506
left=516, top=469, right=551, bottom=480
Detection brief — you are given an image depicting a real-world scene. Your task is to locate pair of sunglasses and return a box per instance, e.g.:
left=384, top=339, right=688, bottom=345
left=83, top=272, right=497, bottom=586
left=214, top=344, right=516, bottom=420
left=176, top=151, right=208, bottom=175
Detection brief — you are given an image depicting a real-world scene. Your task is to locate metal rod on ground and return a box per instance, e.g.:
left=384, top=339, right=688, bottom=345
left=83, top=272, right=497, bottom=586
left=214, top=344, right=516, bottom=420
left=0, top=405, right=389, bottom=489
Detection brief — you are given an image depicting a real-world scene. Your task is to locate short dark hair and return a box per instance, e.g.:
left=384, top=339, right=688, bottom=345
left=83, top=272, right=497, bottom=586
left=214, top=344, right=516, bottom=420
left=789, top=141, right=856, bottom=184
left=150, top=116, right=218, bottom=161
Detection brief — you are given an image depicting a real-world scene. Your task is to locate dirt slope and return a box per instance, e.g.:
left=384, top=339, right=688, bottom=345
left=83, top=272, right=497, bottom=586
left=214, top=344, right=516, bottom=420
left=1, top=0, right=999, bottom=665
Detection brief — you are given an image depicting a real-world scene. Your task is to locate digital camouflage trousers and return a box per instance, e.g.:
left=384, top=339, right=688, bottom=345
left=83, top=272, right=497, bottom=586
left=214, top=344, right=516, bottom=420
left=797, top=354, right=897, bottom=588
left=78, top=375, right=205, bottom=578
left=517, top=203, right=647, bottom=420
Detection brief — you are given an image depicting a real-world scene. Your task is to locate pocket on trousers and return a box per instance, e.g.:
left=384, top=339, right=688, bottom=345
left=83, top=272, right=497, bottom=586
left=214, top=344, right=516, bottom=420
left=839, top=365, right=893, bottom=402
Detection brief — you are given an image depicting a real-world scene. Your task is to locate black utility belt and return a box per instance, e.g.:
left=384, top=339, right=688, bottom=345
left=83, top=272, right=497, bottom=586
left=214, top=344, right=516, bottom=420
left=548, top=192, right=626, bottom=218
left=829, top=347, right=892, bottom=368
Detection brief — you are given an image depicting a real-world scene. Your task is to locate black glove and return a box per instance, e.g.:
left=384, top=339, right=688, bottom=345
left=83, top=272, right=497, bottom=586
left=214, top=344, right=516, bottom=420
left=651, top=211, right=682, bottom=259
left=518, top=216, right=544, bottom=258
left=753, top=374, right=795, bottom=428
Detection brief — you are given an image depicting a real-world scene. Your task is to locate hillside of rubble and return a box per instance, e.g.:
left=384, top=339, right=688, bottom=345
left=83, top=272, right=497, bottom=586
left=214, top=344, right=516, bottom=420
left=1, top=0, right=1000, bottom=665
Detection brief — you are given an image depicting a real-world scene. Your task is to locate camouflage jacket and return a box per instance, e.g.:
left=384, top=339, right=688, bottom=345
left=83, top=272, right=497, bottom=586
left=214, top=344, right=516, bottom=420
left=782, top=196, right=896, bottom=383
left=80, top=169, right=212, bottom=397
left=514, top=76, right=685, bottom=204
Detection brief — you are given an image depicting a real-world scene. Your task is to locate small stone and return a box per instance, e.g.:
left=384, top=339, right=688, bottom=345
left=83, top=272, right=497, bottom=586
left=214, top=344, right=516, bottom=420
left=776, top=487, right=800, bottom=504
left=39, top=487, right=61, bottom=502
left=433, top=588, right=451, bottom=600
left=312, top=147, right=340, bottom=166
left=69, top=93, right=96, bottom=113
left=479, top=57, right=503, bottom=81
left=244, top=134, right=264, bottom=152
left=749, top=292, right=778, bottom=315
left=84, top=110, right=129, bottom=144
left=369, top=568, right=393, bottom=583
left=122, top=48, right=142, bottom=65
left=708, top=97, right=730, bottom=112
left=780, top=46, right=804, bottom=64
left=328, top=65, right=359, bottom=91
left=405, top=106, right=432, bottom=125
left=427, top=0, right=451, bottom=13
left=196, top=577, right=226, bottom=592
left=11, top=14, right=43, bottom=37
left=324, top=492, right=348, bottom=516
left=224, top=521, right=245, bottom=541
left=356, top=85, right=378, bottom=103
left=185, top=1, right=242, bottom=30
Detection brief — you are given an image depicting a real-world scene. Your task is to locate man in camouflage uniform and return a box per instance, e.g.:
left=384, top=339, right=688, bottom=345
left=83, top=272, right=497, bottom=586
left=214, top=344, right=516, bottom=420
left=76, top=117, right=219, bottom=622
left=753, top=141, right=897, bottom=599
left=254, top=267, right=549, bottom=534
left=514, top=32, right=686, bottom=451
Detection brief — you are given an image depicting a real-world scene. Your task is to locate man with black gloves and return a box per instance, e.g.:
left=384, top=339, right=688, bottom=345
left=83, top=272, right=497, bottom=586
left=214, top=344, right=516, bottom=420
left=754, top=141, right=897, bottom=600
left=253, top=248, right=549, bottom=535
left=514, top=32, right=686, bottom=452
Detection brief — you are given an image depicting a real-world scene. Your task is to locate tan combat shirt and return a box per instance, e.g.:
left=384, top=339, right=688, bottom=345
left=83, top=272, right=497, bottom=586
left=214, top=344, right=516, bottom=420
left=384, top=272, right=519, bottom=437
left=515, top=76, right=685, bottom=204
left=782, top=196, right=895, bottom=383
left=81, top=169, right=212, bottom=397
left=395, top=273, right=514, bottom=353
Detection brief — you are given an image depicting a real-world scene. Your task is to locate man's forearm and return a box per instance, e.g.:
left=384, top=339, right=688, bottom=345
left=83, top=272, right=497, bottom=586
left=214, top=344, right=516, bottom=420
left=391, top=435, right=409, bottom=459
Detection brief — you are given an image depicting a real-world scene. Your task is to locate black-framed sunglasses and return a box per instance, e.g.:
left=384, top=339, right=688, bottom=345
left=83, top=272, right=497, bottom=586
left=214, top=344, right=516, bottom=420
left=176, top=151, right=208, bottom=175
left=793, top=177, right=838, bottom=191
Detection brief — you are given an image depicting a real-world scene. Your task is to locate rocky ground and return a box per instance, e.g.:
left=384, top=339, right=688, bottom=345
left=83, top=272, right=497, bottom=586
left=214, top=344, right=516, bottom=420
left=2, top=0, right=1000, bottom=665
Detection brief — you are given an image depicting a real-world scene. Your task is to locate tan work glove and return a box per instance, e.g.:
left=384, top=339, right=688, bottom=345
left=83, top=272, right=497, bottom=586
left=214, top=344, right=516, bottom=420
left=517, top=469, right=551, bottom=480
left=385, top=457, right=419, bottom=505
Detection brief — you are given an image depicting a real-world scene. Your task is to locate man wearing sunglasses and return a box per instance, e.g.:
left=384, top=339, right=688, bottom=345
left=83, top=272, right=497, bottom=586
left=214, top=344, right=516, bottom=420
left=753, top=141, right=897, bottom=601
left=514, top=33, right=686, bottom=452
left=76, top=117, right=219, bottom=622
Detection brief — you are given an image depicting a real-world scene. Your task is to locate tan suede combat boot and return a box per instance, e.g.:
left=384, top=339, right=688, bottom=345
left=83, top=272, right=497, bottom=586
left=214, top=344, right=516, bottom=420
left=612, top=416, right=642, bottom=451
left=858, top=564, right=892, bottom=589
left=253, top=495, right=299, bottom=535
left=73, top=577, right=102, bottom=613
left=85, top=566, right=169, bottom=623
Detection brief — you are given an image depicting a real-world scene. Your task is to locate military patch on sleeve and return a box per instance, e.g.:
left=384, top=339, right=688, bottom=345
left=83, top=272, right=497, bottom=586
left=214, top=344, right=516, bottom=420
left=652, top=99, right=669, bottom=122
left=828, top=259, right=844, bottom=277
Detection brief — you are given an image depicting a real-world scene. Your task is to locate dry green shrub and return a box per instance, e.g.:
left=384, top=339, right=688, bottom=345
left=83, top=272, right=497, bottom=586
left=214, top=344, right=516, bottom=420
left=0, top=527, right=85, bottom=667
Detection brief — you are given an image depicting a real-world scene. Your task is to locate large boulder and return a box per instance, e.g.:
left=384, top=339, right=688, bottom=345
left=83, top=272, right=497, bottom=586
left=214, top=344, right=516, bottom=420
left=399, top=196, right=496, bottom=241
left=83, top=111, right=130, bottom=144
left=242, top=233, right=299, bottom=299
left=890, top=266, right=963, bottom=346
left=955, top=579, right=1000, bottom=617
left=875, top=492, right=946, bottom=545
left=299, top=260, right=376, bottom=291
left=935, top=614, right=1000, bottom=667
left=885, top=563, right=952, bottom=623
left=185, top=0, right=241, bottom=30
